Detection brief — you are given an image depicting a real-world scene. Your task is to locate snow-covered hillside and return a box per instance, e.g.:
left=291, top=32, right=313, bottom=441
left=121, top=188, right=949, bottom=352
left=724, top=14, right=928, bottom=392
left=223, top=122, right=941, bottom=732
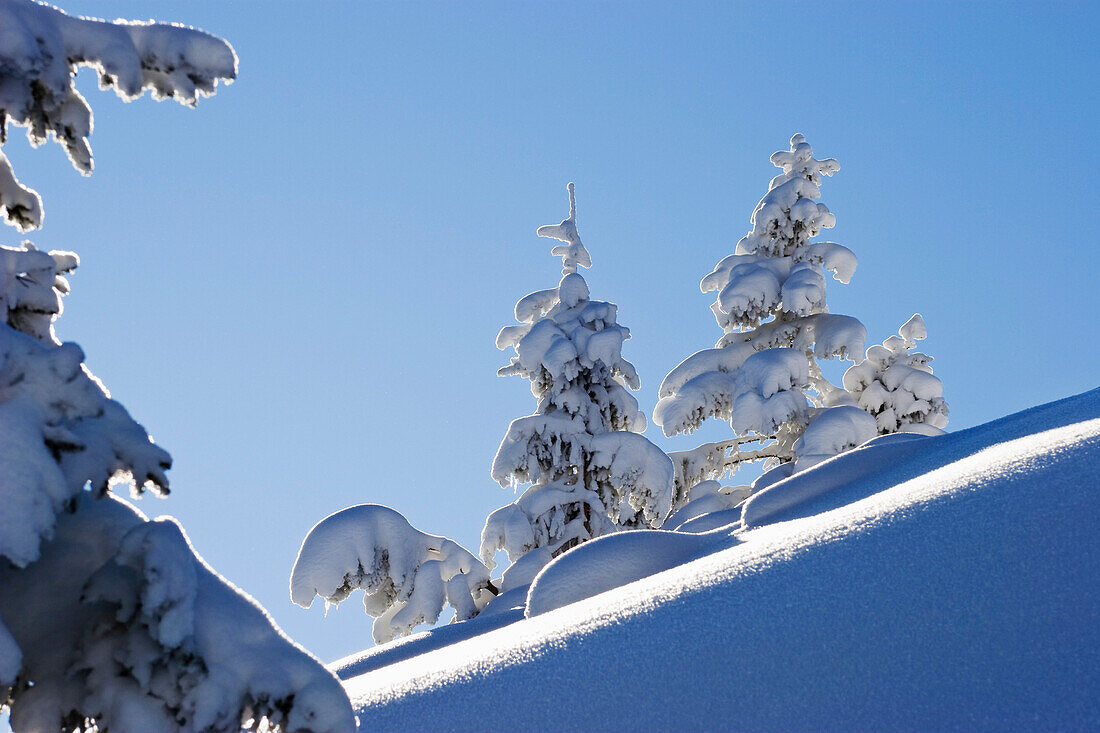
left=341, top=388, right=1100, bottom=731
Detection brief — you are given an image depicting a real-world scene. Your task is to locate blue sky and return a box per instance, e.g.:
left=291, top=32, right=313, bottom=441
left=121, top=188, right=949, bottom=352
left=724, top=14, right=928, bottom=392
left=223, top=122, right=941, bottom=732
left=5, top=1, right=1097, bottom=663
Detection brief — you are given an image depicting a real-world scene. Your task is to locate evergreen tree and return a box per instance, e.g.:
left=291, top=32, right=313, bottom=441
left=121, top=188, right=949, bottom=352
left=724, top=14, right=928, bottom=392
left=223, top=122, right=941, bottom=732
left=480, top=184, right=674, bottom=570
left=654, top=135, right=870, bottom=504
left=0, top=3, right=353, bottom=730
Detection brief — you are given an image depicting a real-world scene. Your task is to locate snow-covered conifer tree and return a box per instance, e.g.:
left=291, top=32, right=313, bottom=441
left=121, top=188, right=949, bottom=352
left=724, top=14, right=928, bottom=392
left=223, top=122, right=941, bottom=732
left=288, top=185, right=675, bottom=644
left=843, top=314, right=949, bottom=435
left=480, top=184, right=674, bottom=570
left=654, top=135, right=870, bottom=505
left=0, top=3, right=354, bottom=731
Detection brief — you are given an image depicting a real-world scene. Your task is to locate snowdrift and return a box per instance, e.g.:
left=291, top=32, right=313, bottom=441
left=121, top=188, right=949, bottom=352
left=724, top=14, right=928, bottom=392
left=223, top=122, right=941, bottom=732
left=343, top=389, right=1100, bottom=731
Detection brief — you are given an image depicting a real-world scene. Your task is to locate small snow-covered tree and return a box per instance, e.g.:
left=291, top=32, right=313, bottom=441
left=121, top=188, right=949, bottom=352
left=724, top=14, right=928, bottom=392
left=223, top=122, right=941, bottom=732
left=290, top=505, right=496, bottom=644
left=289, top=185, right=675, bottom=644
left=0, top=3, right=354, bottom=731
left=480, top=184, right=674, bottom=569
left=654, top=134, right=870, bottom=505
left=844, top=314, right=949, bottom=435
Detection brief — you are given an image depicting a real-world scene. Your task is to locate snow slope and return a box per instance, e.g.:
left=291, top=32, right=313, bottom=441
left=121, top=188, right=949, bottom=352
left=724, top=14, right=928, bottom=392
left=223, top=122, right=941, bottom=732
left=344, top=388, right=1100, bottom=731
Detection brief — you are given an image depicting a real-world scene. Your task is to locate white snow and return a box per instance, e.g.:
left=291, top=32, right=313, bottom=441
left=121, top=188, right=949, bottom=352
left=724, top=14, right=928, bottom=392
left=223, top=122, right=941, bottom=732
left=290, top=504, right=494, bottom=644
left=657, top=135, right=874, bottom=485
left=482, top=184, right=674, bottom=567
left=343, top=388, right=1100, bottom=731
left=2, top=494, right=354, bottom=733
left=0, top=152, right=41, bottom=232
left=845, top=314, right=949, bottom=434
left=0, top=243, right=170, bottom=570
left=792, top=404, right=878, bottom=468
left=0, top=0, right=236, bottom=229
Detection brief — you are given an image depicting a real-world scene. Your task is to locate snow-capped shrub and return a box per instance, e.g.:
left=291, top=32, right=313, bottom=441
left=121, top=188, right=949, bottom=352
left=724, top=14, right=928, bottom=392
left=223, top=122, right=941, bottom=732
left=844, top=314, right=949, bottom=435
left=290, top=504, right=496, bottom=644
left=481, top=184, right=674, bottom=567
left=654, top=134, right=866, bottom=506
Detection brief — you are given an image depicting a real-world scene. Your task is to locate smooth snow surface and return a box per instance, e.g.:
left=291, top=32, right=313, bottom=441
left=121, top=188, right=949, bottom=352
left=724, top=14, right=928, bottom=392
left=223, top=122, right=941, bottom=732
left=347, top=389, right=1100, bottom=731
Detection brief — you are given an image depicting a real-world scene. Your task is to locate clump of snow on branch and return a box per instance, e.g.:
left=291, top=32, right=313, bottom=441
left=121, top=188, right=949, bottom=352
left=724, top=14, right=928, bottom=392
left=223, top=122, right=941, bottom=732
left=844, top=314, right=949, bottom=435
left=482, top=184, right=674, bottom=568
left=791, top=405, right=878, bottom=470
left=654, top=134, right=867, bottom=510
left=0, top=152, right=40, bottom=232
left=535, top=182, right=591, bottom=274
left=291, top=505, right=496, bottom=644
left=0, top=0, right=237, bottom=229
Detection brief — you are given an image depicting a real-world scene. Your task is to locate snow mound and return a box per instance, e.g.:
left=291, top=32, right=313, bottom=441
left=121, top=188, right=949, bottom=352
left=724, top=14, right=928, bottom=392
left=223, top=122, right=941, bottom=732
left=346, top=388, right=1100, bottom=731
left=525, top=529, right=726, bottom=617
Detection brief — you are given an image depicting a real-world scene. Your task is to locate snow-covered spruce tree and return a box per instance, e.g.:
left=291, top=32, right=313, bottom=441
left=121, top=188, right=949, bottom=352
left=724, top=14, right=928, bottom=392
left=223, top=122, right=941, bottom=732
left=288, top=185, right=674, bottom=643
left=480, top=184, right=674, bottom=571
left=0, top=3, right=353, bottom=731
left=843, top=314, right=949, bottom=436
left=654, top=134, right=872, bottom=507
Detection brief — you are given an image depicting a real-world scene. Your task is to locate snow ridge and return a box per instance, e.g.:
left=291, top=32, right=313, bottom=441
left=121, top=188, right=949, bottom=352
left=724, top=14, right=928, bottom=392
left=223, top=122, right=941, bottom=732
left=347, top=389, right=1100, bottom=732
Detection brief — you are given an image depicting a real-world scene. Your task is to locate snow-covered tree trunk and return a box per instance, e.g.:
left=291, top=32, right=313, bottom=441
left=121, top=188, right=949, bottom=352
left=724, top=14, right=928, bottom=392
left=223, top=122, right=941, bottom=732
left=481, top=184, right=674, bottom=570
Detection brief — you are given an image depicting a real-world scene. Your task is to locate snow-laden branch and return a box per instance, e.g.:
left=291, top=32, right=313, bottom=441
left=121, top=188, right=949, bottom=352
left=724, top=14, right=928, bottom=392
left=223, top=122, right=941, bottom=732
left=0, top=0, right=237, bottom=229
left=291, top=505, right=495, bottom=644
left=666, top=438, right=783, bottom=509
left=0, top=245, right=170, bottom=569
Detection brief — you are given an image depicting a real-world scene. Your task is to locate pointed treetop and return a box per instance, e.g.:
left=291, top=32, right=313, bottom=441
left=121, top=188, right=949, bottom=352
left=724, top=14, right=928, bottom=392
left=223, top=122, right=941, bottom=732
left=769, top=133, right=840, bottom=190
left=537, top=182, right=593, bottom=275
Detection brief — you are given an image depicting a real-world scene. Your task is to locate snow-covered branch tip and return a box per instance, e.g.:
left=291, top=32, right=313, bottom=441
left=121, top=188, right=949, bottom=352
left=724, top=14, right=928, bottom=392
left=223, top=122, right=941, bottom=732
left=0, top=152, right=42, bottom=232
left=0, top=0, right=238, bottom=230
left=536, top=182, right=592, bottom=274
left=290, top=505, right=496, bottom=644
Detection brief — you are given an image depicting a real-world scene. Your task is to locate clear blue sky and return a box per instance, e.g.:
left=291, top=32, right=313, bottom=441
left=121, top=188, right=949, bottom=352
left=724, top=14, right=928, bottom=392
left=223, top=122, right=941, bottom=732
left=6, top=1, right=1097, bottom=663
